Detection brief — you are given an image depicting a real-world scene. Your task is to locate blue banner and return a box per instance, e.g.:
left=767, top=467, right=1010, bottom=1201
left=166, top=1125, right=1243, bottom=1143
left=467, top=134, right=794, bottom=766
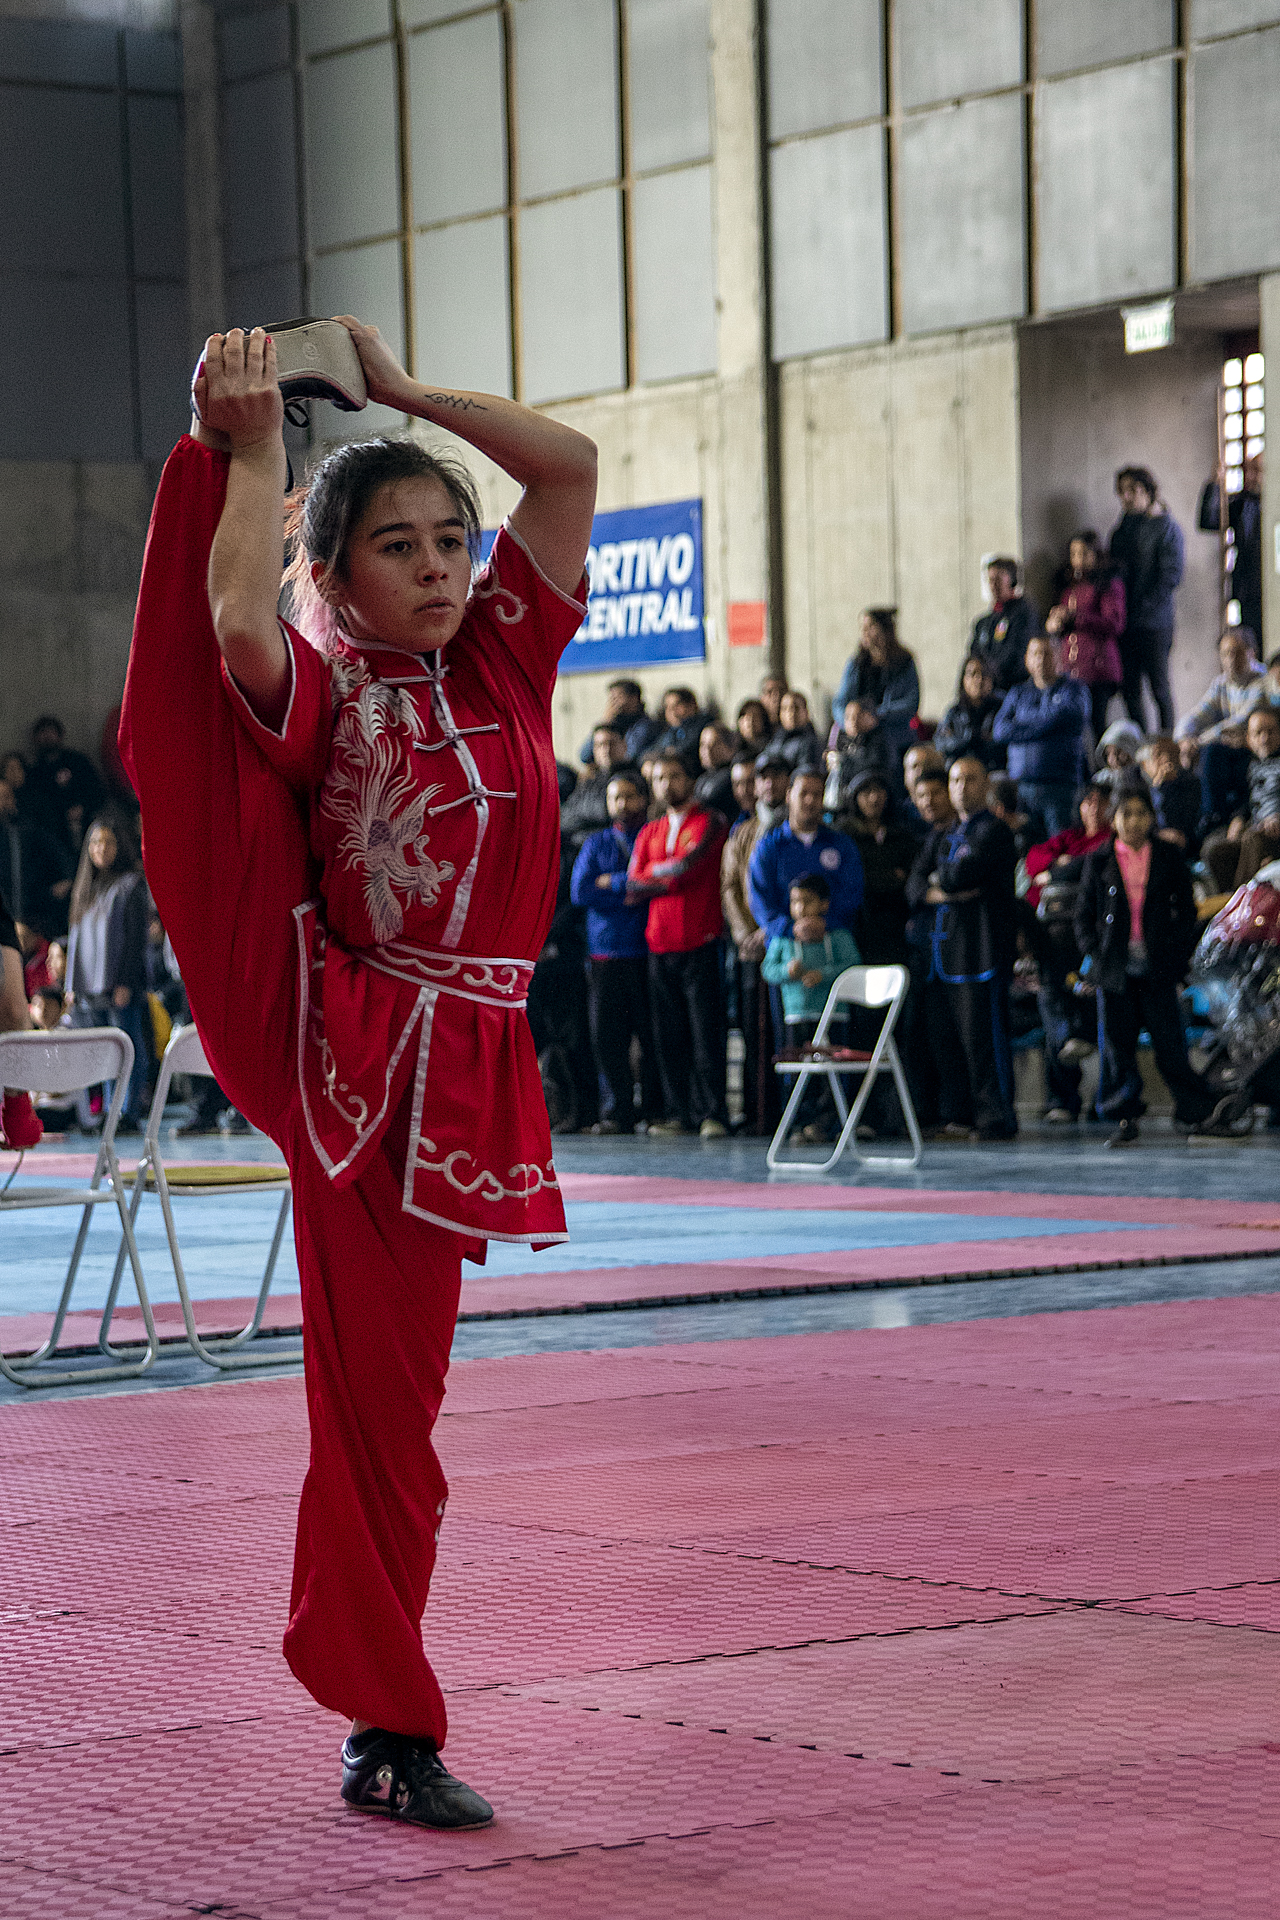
left=480, top=498, right=704, bottom=675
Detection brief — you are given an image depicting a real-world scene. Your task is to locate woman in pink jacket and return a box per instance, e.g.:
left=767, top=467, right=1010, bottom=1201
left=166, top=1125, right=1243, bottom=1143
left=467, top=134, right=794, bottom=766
left=1045, top=531, right=1126, bottom=747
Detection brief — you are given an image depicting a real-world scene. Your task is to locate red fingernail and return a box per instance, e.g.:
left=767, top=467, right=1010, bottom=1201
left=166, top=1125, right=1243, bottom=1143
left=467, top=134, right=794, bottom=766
left=265, top=335, right=273, bottom=344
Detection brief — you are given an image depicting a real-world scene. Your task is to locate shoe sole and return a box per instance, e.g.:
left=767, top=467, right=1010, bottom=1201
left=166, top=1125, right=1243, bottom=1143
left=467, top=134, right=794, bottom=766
left=342, top=1797, right=495, bottom=1831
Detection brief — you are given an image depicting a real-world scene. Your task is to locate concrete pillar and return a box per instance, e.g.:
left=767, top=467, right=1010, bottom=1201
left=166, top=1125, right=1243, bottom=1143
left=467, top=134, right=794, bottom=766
left=1260, top=272, right=1280, bottom=662
left=708, top=0, right=781, bottom=672
left=180, top=0, right=225, bottom=357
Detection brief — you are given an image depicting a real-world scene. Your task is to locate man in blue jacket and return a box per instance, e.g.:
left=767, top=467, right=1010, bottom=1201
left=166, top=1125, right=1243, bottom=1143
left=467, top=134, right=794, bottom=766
left=569, top=769, right=663, bottom=1132
left=993, top=635, right=1090, bottom=836
left=748, top=766, right=864, bottom=942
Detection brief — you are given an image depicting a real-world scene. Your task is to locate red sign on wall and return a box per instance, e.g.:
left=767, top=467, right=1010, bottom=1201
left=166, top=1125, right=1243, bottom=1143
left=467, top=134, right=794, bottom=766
left=727, top=600, right=767, bottom=648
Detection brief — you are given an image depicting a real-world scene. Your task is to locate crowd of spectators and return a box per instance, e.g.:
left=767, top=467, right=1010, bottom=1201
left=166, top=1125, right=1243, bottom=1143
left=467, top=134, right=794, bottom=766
left=546, top=461, right=1276, bottom=1151
left=4, top=458, right=1273, bottom=1158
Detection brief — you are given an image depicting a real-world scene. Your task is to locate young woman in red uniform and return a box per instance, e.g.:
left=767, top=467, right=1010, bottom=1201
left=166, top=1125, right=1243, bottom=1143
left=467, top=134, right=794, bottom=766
left=119, top=321, right=596, bottom=1828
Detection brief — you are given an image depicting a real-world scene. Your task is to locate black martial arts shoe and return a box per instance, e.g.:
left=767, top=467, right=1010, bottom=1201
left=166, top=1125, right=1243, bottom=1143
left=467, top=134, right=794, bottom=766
left=340, top=1729, right=494, bottom=1829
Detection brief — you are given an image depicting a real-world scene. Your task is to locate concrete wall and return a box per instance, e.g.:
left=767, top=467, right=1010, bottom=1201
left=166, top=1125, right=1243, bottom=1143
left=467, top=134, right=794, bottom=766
left=0, top=458, right=157, bottom=765
left=1019, top=315, right=1225, bottom=726
left=777, top=326, right=1022, bottom=728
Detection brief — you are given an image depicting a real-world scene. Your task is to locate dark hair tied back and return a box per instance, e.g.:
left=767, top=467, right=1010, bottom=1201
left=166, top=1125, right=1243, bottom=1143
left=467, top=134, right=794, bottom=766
left=283, top=437, right=483, bottom=653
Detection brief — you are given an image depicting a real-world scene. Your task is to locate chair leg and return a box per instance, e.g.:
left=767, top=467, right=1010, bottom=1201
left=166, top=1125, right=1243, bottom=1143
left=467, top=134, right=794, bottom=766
left=850, top=1043, right=924, bottom=1169
left=765, top=1070, right=813, bottom=1170
left=153, top=1163, right=301, bottom=1370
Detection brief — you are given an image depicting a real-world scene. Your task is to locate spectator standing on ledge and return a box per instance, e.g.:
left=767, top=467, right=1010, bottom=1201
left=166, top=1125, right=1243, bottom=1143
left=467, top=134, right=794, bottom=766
left=721, top=755, right=789, bottom=1134
left=1108, top=465, right=1184, bottom=732
left=832, top=609, right=920, bottom=762
left=653, top=685, right=713, bottom=777
left=570, top=770, right=663, bottom=1135
left=25, top=715, right=105, bottom=853
left=1074, top=785, right=1213, bottom=1147
left=693, top=723, right=737, bottom=815
left=906, top=758, right=1019, bottom=1141
left=966, top=559, right=1037, bottom=694
left=576, top=677, right=662, bottom=767
left=772, top=689, right=822, bottom=772
left=560, top=721, right=633, bottom=851
left=628, top=751, right=730, bottom=1137
left=993, top=635, right=1090, bottom=836
left=748, top=767, right=864, bottom=948
left=934, top=656, right=1005, bottom=771
left=759, top=673, right=787, bottom=731
left=1044, top=530, right=1125, bottom=746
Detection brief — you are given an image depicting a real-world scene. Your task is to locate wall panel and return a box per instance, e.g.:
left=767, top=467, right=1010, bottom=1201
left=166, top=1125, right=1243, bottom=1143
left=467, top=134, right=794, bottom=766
left=899, top=96, right=1025, bottom=335
left=1191, top=26, right=1280, bottom=279
left=304, top=43, right=400, bottom=250
left=765, top=0, right=881, bottom=138
left=1036, top=0, right=1173, bottom=75
left=514, top=0, right=619, bottom=198
left=770, top=126, right=887, bottom=358
left=1037, top=61, right=1176, bottom=312
left=896, top=0, right=1022, bottom=110
left=409, top=12, right=507, bottom=223
left=415, top=216, right=513, bottom=397
left=629, top=0, right=712, bottom=170
left=223, top=71, right=299, bottom=270
left=520, top=187, right=625, bottom=402
left=633, top=165, right=717, bottom=381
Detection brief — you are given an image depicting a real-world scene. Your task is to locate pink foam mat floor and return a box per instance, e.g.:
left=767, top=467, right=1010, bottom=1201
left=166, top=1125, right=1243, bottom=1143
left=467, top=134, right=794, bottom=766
left=3, top=1294, right=1280, bottom=1916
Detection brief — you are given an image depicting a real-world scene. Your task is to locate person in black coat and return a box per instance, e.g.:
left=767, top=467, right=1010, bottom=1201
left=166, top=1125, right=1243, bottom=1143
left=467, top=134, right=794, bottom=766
left=1073, top=783, right=1213, bottom=1145
left=1108, top=466, right=1184, bottom=732
left=966, top=559, right=1038, bottom=693
left=905, top=756, right=1019, bottom=1139
left=934, top=656, right=1006, bottom=770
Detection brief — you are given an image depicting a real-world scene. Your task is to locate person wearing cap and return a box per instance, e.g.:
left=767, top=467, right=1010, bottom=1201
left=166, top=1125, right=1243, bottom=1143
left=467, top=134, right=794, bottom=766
left=965, top=559, right=1038, bottom=694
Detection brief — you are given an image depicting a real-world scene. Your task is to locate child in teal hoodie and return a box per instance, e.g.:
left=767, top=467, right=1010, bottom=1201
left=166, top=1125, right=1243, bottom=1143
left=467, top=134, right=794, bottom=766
left=761, top=873, right=861, bottom=1031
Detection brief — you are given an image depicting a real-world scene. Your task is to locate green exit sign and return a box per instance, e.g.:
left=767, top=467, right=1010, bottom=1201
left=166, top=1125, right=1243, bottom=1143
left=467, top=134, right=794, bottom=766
left=1122, top=299, right=1174, bottom=354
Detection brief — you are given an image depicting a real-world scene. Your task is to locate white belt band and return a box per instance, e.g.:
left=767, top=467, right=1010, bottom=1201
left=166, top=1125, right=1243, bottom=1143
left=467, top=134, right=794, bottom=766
left=354, top=941, right=534, bottom=1010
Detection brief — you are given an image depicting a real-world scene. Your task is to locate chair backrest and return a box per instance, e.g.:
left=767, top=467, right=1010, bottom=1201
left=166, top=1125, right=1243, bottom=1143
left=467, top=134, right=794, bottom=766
left=163, top=1023, right=213, bottom=1080
left=0, top=1027, right=134, bottom=1098
left=813, top=965, right=907, bottom=1041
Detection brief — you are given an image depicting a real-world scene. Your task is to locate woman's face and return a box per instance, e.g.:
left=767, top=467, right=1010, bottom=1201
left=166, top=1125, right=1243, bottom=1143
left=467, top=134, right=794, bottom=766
left=1069, top=539, right=1094, bottom=576
left=855, top=782, right=888, bottom=824
left=318, top=477, right=473, bottom=654
left=88, top=826, right=117, bottom=871
left=1115, top=798, right=1153, bottom=848
left=962, top=659, right=990, bottom=704
left=860, top=614, right=887, bottom=663
left=737, top=701, right=769, bottom=746
left=1078, top=790, right=1110, bottom=836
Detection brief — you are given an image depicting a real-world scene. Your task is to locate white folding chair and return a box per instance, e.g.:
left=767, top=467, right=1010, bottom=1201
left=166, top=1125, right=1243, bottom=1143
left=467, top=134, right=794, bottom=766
left=766, top=964, right=924, bottom=1174
left=103, top=1023, right=298, bottom=1370
left=0, top=1028, right=158, bottom=1388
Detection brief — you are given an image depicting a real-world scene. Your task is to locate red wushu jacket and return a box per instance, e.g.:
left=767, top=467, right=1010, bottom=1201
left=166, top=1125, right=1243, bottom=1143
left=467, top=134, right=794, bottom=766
left=628, top=805, right=728, bottom=953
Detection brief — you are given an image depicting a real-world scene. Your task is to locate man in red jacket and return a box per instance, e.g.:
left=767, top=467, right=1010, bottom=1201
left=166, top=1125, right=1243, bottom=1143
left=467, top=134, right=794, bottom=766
left=628, top=751, right=730, bottom=1136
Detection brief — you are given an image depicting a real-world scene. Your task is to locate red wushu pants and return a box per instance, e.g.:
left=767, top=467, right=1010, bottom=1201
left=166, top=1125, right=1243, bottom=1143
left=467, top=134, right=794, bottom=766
left=120, top=453, right=462, bottom=1748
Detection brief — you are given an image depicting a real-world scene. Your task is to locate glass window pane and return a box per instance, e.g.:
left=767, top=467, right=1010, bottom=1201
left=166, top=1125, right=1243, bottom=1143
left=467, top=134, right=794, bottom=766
left=409, top=12, right=506, bottom=223
left=770, top=125, right=886, bottom=358
left=309, top=240, right=408, bottom=437
left=633, top=165, right=716, bottom=381
left=1192, top=26, right=1280, bottom=279
left=1037, top=0, right=1173, bottom=76
left=0, top=86, right=125, bottom=277
left=0, top=275, right=134, bottom=459
left=220, top=9, right=292, bottom=82
left=305, top=43, right=401, bottom=250
left=403, top=0, right=499, bottom=22
left=129, top=96, right=186, bottom=281
left=896, top=0, right=1022, bottom=111
left=135, top=281, right=192, bottom=459
left=224, top=72, right=300, bottom=271
left=514, top=0, right=619, bottom=199
left=520, top=187, right=624, bottom=402
left=1191, top=1, right=1280, bottom=37
left=415, top=216, right=512, bottom=397
left=1036, top=61, right=1175, bottom=312
left=898, top=95, right=1026, bottom=333
left=299, top=0, right=391, bottom=56
left=629, top=0, right=711, bottom=171
left=766, top=0, right=881, bottom=139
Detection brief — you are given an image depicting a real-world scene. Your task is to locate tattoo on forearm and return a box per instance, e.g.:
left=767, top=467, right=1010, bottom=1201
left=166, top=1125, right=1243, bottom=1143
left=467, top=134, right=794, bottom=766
left=421, top=392, right=487, bottom=414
